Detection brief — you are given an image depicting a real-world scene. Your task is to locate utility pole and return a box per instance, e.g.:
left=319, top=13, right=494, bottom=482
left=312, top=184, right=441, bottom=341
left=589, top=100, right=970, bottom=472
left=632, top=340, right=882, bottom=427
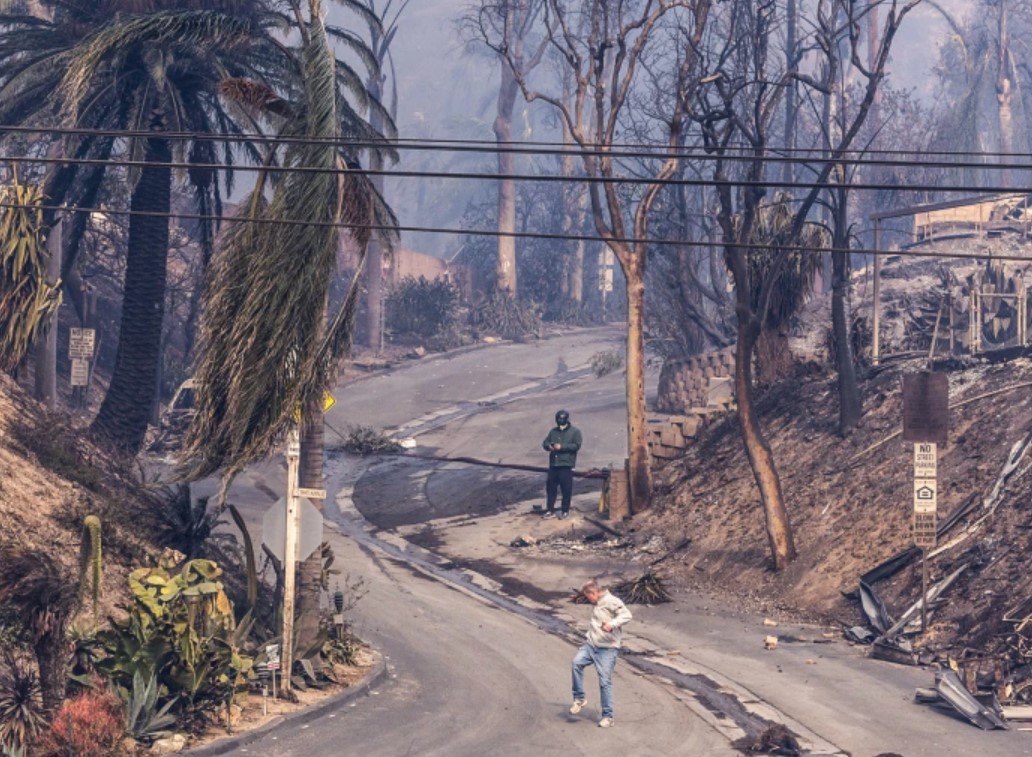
left=34, top=216, right=62, bottom=409
left=281, top=429, right=301, bottom=693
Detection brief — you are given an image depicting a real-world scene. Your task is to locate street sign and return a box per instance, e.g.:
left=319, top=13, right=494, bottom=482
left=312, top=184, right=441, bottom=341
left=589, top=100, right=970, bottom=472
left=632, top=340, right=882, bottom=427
left=913, top=509, right=937, bottom=548
left=70, top=359, right=89, bottom=387
left=902, top=372, right=949, bottom=444
left=914, top=442, right=937, bottom=479
left=68, top=328, right=95, bottom=359
left=913, top=476, right=937, bottom=549
left=291, top=391, right=337, bottom=423
left=295, top=487, right=327, bottom=500
left=262, top=496, right=323, bottom=563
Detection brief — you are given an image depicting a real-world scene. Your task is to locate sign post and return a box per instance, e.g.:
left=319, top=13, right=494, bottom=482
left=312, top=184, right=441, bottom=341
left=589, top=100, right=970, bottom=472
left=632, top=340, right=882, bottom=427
left=913, top=443, right=938, bottom=630
left=69, top=328, right=96, bottom=395
left=903, top=371, right=948, bottom=634
left=281, top=430, right=301, bottom=693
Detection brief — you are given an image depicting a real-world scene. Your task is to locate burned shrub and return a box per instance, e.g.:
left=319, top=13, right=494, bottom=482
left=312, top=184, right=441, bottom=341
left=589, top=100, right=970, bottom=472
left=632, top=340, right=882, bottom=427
left=386, top=276, right=460, bottom=340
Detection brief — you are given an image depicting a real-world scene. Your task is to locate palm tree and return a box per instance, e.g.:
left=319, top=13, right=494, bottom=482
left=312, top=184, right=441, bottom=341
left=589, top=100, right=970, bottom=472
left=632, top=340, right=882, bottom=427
left=183, top=0, right=395, bottom=652
left=740, top=195, right=827, bottom=384
left=0, top=0, right=290, bottom=453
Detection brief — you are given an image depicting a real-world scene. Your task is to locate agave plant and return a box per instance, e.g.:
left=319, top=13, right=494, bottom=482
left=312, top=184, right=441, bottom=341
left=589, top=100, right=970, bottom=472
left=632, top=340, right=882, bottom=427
left=0, top=651, right=47, bottom=757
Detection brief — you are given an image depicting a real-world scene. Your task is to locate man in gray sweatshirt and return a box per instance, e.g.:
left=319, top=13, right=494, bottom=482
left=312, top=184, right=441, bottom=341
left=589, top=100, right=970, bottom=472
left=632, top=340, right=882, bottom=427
left=569, top=579, right=632, bottom=727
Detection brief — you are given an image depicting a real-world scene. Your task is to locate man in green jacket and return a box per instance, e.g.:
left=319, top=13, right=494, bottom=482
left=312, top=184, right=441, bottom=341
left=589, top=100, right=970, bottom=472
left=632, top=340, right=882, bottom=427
left=541, top=409, right=582, bottom=519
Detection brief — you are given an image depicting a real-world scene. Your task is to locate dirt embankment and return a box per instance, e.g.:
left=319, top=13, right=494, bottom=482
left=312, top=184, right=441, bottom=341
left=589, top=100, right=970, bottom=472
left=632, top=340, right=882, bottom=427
left=0, top=372, right=159, bottom=620
left=642, top=355, right=1032, bottom=652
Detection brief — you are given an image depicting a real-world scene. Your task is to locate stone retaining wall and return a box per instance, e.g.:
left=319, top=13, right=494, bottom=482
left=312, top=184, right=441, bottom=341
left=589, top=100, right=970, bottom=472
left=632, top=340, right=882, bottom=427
left=655, top=347, right=736, bottom=414
left=648, top=347, right=737, bottom=464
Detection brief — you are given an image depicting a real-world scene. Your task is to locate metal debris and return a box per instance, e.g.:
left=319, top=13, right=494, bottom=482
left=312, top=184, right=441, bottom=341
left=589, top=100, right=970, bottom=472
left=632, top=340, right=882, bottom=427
left=921, top=669, right=1009, bottom=730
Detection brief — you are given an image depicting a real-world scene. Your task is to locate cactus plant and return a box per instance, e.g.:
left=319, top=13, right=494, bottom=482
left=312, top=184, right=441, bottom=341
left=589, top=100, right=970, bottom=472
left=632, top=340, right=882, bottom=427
left=78, top=516, right=102, bottom=621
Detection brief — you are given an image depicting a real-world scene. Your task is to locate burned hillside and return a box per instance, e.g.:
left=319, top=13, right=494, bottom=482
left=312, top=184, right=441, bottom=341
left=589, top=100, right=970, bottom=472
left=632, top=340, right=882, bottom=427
left=645, top=353, right=1032, bottom=653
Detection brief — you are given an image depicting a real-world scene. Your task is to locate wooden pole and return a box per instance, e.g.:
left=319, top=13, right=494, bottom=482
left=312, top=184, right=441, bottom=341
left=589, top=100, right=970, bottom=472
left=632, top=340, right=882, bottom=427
left=873, top=220, right=881, bottom=365
left=34, top=216, right=62, bottom=409
left=281, top=429, right=301, bottom=694
left=921, top=549, right=929, bottom=632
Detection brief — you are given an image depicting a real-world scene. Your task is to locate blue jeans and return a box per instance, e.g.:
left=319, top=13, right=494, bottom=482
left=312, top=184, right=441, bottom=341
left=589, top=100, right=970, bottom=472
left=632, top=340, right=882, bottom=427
left=572, top=644, right=618, bottom=718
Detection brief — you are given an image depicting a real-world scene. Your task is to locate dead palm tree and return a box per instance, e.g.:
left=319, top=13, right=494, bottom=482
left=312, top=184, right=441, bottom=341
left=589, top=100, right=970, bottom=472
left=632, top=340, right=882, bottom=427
left=182, top=0, right=395, bottom=652
left=736, top=195, right=827, bottom=384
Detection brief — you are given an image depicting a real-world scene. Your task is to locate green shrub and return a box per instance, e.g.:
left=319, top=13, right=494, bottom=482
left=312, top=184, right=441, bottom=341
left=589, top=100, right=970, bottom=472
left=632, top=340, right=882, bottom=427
left=590, top=350, right=624, bottom=378
left=94, top=556, right=252, bottom=736
left=468, top=291, right=541, bottom=339
left=386, top=276, right=460, bottom=338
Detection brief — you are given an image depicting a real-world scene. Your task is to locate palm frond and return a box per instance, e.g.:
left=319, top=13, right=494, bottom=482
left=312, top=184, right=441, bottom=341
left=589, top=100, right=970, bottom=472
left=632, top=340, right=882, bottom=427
left=60, top=11, right=254, bottom=121
left=0, top=181, right=61, bottom=373
left=183, top=1, right=343, bottom=480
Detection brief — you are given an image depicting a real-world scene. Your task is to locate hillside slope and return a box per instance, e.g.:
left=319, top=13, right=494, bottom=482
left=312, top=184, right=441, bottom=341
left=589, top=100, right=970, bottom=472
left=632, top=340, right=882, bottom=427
left=0, top=373, right=160, bottom=619
left=644, top=354, right=1032, bottom=655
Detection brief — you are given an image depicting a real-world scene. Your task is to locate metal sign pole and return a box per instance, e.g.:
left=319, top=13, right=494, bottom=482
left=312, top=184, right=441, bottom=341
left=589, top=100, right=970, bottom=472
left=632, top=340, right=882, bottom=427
left=281, top=429, right=301, bottom=693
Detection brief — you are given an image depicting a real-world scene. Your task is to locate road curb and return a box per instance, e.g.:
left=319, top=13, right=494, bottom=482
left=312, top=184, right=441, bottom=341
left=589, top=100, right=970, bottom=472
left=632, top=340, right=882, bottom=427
left=183, top=654, right=388, bottom=756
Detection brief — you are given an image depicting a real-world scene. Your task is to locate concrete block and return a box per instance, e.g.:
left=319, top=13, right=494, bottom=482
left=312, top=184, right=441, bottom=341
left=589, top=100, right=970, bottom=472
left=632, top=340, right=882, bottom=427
left=650, top=444, right=681, bottom=460
left=679, top=416, right=702, bottom=437
left=660, top=427, right=686, bottom=449
left=707, top=377, right=734, bottom=405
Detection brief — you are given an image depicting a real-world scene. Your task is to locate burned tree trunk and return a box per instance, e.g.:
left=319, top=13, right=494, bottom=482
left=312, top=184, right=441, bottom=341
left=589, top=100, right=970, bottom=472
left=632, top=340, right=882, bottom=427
left=625, top=266, right=652, bottom=511
left=733, top=307, right=797, bottom=570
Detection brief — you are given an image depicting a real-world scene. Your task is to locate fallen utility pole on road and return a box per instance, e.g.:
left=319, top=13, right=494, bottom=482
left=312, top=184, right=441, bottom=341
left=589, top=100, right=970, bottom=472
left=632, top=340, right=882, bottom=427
left=388, top=451, right=611, bottom=480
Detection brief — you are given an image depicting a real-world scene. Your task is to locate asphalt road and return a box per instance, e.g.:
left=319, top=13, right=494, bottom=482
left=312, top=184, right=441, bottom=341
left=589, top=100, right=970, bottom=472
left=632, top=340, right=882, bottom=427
left=224, top=328, right=735, bottom=756
left=230, top=530, right=734, bottom=757
left=208, top=327, right=1032, bottom=757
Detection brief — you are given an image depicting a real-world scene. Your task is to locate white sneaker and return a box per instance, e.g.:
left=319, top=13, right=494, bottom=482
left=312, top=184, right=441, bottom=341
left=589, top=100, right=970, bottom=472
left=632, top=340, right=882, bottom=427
left=598, top=717, right=613, bottom=728
left=569, top=699, right=585, bottom=714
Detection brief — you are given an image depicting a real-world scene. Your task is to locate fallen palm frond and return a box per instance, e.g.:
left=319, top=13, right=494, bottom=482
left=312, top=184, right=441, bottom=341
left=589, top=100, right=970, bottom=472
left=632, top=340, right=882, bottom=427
left=333, top=425, right=402, bottom=456
left=733, top=723, right=802, bottom=756
left=610, top=572, right=672, bottom=605
left=0, top=181, right=61, bottom=372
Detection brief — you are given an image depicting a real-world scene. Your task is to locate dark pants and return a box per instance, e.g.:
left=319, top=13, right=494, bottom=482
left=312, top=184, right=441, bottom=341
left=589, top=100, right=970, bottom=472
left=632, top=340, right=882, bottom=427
left=546, top=466, right=574, bottom=513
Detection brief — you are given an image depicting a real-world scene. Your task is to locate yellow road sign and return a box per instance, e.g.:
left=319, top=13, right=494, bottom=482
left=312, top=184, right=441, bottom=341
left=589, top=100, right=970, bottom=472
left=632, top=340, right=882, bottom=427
left=292, top=391, right=337, bottom=423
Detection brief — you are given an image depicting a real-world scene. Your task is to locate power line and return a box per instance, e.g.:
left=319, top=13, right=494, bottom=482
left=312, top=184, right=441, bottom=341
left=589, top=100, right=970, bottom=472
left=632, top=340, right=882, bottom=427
left=4, top=199, right=1032, bottom=263
left=5, top=151, right=1032, bottom=196
left=6, top=122, right=1032, bottom=170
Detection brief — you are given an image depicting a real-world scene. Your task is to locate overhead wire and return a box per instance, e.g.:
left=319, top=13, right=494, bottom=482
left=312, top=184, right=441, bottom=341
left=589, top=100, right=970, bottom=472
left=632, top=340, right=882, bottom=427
left=4, top=151, right=1032, bottom=196
left=3, top=199, right=1032, bottom=264
left=6, top=123, right=1032, bottom=170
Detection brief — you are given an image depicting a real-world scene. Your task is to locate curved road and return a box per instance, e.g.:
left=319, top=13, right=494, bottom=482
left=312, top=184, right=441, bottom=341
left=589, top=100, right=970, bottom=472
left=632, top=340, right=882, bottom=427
left=224, top=329, right=736, bottom=756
